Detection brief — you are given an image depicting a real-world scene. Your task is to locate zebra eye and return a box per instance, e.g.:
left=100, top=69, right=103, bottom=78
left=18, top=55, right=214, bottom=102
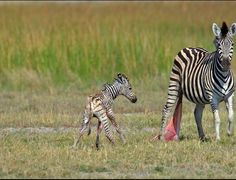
left=129, top=87, right=132, bottom=90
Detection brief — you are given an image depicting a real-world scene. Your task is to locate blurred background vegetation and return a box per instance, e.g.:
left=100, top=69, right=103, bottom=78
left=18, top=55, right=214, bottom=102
left=0, top=1, right=236, bottom=92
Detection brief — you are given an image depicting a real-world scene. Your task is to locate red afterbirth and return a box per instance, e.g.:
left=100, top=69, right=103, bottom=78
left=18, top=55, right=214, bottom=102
left=163, top=98, right=182, bottom=141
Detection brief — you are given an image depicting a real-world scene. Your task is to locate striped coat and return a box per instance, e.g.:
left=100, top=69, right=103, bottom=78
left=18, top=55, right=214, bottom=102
left=159, top=22, right=236, bottom=141
left=73, top=73, right=137, bottom=149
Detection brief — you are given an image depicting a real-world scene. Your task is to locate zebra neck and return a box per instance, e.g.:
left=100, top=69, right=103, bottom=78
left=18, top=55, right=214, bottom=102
left=102, top=82, right=121, bottom=100
left=214, top=54, right=231, bottom=77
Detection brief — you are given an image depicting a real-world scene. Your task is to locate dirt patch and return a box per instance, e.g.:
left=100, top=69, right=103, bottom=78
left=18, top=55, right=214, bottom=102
left=0, top=126, right=158, bottom=136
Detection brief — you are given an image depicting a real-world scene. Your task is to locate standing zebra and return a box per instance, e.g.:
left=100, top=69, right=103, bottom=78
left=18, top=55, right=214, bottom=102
left=72, top=73, right=137, bottom=149
left=157, top=22, right=236, bottom=141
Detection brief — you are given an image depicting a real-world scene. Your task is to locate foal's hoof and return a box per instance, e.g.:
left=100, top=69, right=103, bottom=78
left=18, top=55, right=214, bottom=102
left=70, top=144, right=77, bottom=149
left=150, top=134, right=161, bottom=142
left=96, top=144, right=100, bottom=151
left=227, top=131, right=234, bottom=136
left=121, top=139, right=127, bottom=145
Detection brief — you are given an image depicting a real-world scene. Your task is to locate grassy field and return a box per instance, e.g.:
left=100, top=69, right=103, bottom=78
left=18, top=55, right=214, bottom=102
left=1, top=1, right=236, bottom=178
left=1, top=89, right=236, bottom=178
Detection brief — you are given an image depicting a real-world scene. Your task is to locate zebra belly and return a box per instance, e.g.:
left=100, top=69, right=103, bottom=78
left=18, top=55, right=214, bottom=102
left=182, top=77, right=210, bottom=104
left=183, top=82, right=235, bottom=104
left=183, top=89, right=210, bottom=104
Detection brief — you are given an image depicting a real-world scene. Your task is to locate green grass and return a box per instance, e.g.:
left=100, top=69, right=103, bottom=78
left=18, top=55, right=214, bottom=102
left=0, top=2, right=236, bottom=90
left=1, top=111, right=236, bottom=179
left=0, top=84, right=236, bottom=178
left=3, top=130, right=236, bottom=179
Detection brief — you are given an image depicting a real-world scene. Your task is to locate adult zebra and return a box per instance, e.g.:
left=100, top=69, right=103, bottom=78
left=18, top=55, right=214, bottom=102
left=72, top=73, right=137, bottom=149
left=157, top=22, right=236, bottom=141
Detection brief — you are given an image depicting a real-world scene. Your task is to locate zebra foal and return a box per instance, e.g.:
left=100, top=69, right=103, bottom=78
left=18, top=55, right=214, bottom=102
left=72, top=73, right=137, bottom=149
left=157, top=22, right=236, bottom=141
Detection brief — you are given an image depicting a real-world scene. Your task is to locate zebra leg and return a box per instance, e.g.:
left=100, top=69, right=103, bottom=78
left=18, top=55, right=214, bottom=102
left=107, top=108, right=126, bottom=144
left=159, top=84, right=182, bottom=140
left=72, top=121, right=90, bottom=148
left=98, top=112, right=115, bottom=146
left=210, top=100, right=221, bottom=140
left=87, top=120, right=91, bottom=136
left=72, top=105, right=92, bottom=148
left=194, top=104, right=206, bottom=141
left=225, top=93, right=234, bottom=136
left=96, top=120, right=104, bottom=150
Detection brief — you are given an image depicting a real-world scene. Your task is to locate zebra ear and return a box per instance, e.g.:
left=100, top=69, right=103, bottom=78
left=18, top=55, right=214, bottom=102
left=117, top=73, right=122, bottom=78
left=116, top=73, right=123, bottom=83
left=229, top=23, right=236, bottom=36
left=212, top=23, right=221, bottom=37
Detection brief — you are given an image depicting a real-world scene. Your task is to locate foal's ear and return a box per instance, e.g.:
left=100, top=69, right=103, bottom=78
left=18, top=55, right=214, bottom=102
left=116, top=73, right=124, bottom=83
left=229, top=23, right=236, bottom=36
left=117, top=73, right=122, bottom=78
left=212, top=23, right=221, bottom=37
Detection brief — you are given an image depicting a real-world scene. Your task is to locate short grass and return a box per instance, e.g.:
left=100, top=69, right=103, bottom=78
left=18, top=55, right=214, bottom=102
left=0, top=83, right=236, bottom=178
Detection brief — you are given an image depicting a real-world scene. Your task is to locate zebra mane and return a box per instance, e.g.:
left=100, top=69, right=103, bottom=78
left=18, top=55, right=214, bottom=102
left=221, top=21, right=229, bottom=37
left=102, top=83, right=111, bottom=91
left=122, top=74, right=129, bottom=82
left=102, top=73, right=130, bottom=91
left=116, top=73, right=130, bottom=83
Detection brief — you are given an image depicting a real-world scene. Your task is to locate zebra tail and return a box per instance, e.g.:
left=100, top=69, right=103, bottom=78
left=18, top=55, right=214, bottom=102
left=163, top=95, right=182, bottom=141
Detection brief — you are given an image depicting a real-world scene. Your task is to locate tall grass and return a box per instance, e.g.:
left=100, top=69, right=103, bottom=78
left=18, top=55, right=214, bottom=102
left=0, top=2, right=236, bottom=91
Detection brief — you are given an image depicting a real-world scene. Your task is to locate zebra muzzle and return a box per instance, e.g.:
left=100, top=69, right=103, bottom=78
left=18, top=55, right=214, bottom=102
left=222, top=58, right=231, bottom=70
left=131, top=96, right=137, bottom=103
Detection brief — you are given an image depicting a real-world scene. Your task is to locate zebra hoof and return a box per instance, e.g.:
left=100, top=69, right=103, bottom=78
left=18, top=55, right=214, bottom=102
left=122, top=140, right=127, bottom=145
left=70, top=144, right=77, bottom=149
left=96, top=143, right=99, bottom=150
left=227, top=131, right=234, bottom=136
left=150, top=134, right=161, bottom=142
left=199, top=136, right=207, bottom=142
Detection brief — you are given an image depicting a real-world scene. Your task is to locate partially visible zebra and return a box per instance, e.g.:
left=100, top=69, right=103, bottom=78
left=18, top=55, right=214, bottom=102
left=72, top=73, right=137, bottom=149
left=158, top=22, right=236, bottom=141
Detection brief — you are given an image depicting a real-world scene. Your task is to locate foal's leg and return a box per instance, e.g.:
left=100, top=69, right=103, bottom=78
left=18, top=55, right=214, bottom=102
left=107, top=108, right=126, bottom=144
left=95, top=120, right=104, bottom=150
left=97, top=111, right=115, bottom=146
left=72, top=103, right=92, bottom=147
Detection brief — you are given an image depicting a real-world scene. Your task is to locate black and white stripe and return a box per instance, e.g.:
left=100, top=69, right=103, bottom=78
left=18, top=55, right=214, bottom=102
left=159, top=22, right=236, bottom=140
left=73, top=73, right=137, bottom=149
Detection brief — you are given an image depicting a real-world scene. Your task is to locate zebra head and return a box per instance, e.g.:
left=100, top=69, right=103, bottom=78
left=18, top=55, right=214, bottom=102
left=212, top=22, right=236, bottom=71
left=115, top=73, right=137, bottom=103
